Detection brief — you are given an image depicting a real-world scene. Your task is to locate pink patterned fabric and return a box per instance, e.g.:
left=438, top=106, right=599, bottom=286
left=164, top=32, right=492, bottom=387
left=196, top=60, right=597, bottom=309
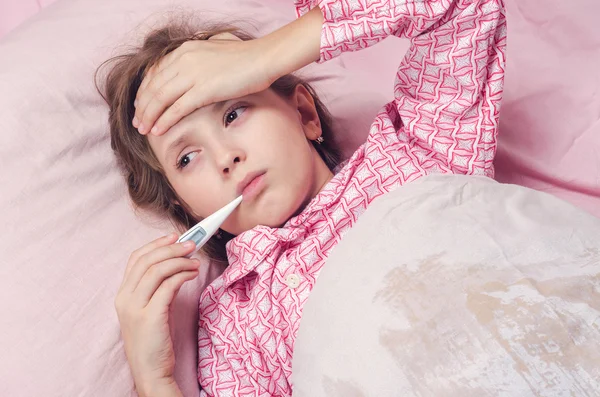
left=197, top=0, right=507, bottom=395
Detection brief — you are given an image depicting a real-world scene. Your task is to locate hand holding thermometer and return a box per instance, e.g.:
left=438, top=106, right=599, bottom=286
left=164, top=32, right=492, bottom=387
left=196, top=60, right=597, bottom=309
left=177, top=195, right=243, bottom=258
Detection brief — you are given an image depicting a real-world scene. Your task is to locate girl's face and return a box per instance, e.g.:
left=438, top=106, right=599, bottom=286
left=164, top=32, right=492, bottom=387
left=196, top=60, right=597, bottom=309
left=147, top=85, right=333, bottom=235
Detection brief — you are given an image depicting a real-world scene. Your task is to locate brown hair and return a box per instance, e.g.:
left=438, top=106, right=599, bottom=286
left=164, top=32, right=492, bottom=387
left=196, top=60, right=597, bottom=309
left=95, top=20, right=341, bottom=264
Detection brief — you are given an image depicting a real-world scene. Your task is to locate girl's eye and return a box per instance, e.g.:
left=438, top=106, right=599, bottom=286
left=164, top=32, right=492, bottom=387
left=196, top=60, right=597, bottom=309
left=224, top=105, right=247, bottom=126
left=176, top=151, right=198, bottom=170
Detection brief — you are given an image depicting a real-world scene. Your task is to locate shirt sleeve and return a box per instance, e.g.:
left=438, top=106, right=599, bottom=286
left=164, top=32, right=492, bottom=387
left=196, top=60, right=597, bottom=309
left=294, top=0, right=507, bottom=177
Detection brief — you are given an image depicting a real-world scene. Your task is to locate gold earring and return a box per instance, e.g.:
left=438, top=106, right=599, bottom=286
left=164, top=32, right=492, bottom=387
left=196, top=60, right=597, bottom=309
left=315, top=136, right=324, bottom=144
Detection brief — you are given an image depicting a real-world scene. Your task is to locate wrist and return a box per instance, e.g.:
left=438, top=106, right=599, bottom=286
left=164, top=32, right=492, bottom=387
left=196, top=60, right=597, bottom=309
left=138, top=377, right=183, bottom=397
left=259, top=5, right=324, bottom=80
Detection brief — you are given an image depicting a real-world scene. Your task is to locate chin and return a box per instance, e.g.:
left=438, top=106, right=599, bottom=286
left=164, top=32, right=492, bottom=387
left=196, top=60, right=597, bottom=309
left=235, top=214, right=285, bottom=233
left=257, top=208, right=292, bottom=228
left=253, top=190, right=300, bottom=228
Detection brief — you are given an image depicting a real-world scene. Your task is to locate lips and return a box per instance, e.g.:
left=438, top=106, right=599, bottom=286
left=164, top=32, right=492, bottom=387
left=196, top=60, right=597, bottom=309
left=236, top=171, right=266, bottom=197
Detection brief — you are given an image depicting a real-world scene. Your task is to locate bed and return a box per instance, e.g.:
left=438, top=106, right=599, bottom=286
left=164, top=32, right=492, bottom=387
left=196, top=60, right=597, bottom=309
left=0, top=0, right=598, bottom=395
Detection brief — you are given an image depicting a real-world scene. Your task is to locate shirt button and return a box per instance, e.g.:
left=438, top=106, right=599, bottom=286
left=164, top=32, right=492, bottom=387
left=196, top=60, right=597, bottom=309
left=285, top=274, right=300, bottom=289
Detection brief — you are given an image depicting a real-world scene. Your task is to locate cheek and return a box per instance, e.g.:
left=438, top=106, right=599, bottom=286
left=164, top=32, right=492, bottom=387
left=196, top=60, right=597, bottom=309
left=251, top=115, right=310, bottom=164
left=247, top=104, right=306, bottom=146
left=253, top=114, right=315, bottom=184
left=277, top=141, right=314, bottom=184
left=265, top=132, right=316, bottom=201
left=171, top=175, right=225, bottom=219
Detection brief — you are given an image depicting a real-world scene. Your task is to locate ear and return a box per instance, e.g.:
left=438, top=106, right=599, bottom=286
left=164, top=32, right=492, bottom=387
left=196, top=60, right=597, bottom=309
left=293, top=84, right=322, bottom=141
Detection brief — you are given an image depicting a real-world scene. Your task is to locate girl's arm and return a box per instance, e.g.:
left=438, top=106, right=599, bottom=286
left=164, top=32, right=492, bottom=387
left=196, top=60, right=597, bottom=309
left=285, top=0, right=507, bottom=177
left=260, top=6, right=324, bottom=82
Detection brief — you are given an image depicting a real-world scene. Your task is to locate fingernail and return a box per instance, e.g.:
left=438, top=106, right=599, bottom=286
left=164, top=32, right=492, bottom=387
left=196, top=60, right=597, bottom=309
left=134, top=99, right=138, bottom=108
left=132, top=116, right=139, bottom=127
left=168, top=233, right=178, bottom=239
left=183, top=241, right=195, bottom=248
left=150, top=126, right=158, bottom=134
left=138, top=123, right=145, bottom=133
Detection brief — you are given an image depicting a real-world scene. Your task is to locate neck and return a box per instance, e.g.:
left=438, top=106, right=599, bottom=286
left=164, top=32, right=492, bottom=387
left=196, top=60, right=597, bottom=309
left=313, top=167, right=334, bottom=197
left=291, top=159, right=334, bottom=219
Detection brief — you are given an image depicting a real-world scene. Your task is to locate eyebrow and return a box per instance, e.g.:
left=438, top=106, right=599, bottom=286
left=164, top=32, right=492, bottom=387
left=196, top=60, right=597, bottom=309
left=163, top=99, right=233, bottom=161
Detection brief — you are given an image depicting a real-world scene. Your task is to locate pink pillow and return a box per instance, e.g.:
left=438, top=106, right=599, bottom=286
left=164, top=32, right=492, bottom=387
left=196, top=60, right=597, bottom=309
left=0, top=0, right=57, bottom=38
left=0, top=0, right=598, bottom=396
left=494, top=0, right=600, bottom=217
left=0, top=0, right=404, bottom=395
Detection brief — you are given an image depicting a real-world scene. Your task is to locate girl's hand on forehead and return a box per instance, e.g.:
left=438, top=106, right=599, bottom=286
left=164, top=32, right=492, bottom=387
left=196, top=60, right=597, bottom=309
left=133, top=32, right=275, bottom=136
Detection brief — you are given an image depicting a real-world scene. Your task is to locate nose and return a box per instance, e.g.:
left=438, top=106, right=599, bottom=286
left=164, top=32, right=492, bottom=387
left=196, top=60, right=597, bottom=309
left=214, top=144, right=245, bottom=175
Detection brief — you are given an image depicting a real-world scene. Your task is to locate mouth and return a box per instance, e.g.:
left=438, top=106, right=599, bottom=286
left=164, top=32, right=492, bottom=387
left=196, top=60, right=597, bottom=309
left=236, top=171, right=267, bottom=200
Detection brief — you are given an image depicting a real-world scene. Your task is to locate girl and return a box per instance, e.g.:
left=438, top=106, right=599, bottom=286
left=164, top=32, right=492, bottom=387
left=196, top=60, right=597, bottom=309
left=100, top=0, right=506, bottom=395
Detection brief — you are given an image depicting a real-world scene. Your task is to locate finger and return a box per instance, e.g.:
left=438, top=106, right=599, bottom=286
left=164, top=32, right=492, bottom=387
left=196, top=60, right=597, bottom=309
left=139, top=75, right=194, bottom=136
left=134, top=68, right=179, bottom=133
left=135, top=63, right=160, bottom=113
left=138, top=64, right=156, bottom=96
left=146, top=270, right=200, bottom=312
left=137, top=51, right=177, bottom=100
left=133, top=66, right=155, bottom=128
left=153, top=47, right=182, bottom=75
left=151, top=89, right=210, bottom=136
left=135, top=45, right=185, bottom=104
left=124, top=240, right=196, bottom=291
left=124, top=233, right=178, bottom=280
left=134, top=257, right=200, bottom=305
